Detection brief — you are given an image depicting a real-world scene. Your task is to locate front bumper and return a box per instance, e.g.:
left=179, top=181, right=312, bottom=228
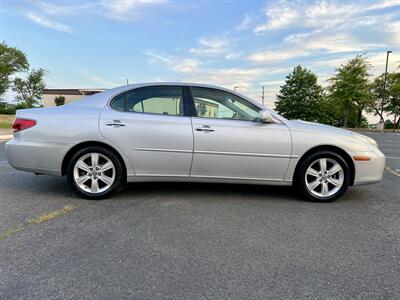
left=352, top=147, right=385, bottom=186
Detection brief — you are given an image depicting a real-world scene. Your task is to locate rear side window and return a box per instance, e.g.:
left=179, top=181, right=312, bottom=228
left=110, top=92, right=126, bottom=111
left=126, top=86, right=184, bottom=116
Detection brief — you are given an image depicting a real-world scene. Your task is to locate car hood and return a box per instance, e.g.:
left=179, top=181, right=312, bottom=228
left=284, top=120, right=353, bottom=137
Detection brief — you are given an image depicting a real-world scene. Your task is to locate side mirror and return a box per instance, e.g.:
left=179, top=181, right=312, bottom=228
left=259, top=110, right=276, bottom=123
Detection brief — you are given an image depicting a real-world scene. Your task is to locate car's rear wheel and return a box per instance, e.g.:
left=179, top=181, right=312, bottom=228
left=296, top=151, right=350, bottom=202
left=67, top=146, right=125, bottom=200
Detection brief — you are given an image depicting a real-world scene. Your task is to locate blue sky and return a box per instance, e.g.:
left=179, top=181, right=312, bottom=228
left=1, top=0, right=400, bottom=107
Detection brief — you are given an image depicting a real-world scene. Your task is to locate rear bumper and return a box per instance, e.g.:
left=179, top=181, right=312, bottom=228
left=5, top=138, right=68, bottom=176
left=352, top=148, right=385, bottom=186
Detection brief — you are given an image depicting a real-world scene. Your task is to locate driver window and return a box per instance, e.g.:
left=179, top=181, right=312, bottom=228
left=191, top=87, right=260, bottom=121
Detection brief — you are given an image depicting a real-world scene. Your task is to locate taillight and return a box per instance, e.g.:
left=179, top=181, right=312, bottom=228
left=12, top=118, right=37, bottom=132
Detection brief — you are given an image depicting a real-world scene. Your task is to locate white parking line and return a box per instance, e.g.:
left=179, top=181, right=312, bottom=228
left=385, top=166, right=400, bottom=177
left=386, top=156, right=400, bottom=160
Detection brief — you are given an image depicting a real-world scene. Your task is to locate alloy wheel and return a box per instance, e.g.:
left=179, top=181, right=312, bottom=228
left=73, top=152, right=116, bottom=194
left=305, top=158, right=344, bottom=198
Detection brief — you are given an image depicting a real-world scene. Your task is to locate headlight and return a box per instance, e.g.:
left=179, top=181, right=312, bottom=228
left=352, top=132, right=378, bottom=148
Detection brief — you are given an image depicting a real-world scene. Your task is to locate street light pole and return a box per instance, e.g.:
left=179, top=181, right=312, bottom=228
left=381, top=50, right=392, bottom=123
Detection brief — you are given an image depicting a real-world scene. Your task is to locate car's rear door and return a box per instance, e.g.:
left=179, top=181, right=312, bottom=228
left=189, top=86, right=291, bottom=182
left=99, top=85, right=193, bottom=177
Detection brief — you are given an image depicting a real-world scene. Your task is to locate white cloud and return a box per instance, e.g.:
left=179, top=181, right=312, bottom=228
left=173, top=59, right=202, bottom=73
left=100, top=0, right=168, bottom=21
left=248, top=48, right=310, bottom=63
left=144, top=51, right=173, bottom=64
left=190, top=36, right=231, bottom=56
left=388, top=21, right=400, bottom=47
left=144, top=51, right=202, bottom=73
left=185, top=67, right=262, bottom=92
left=144, top=49, right=279, bottom=92
left=79, top=70, right=121, bottom=88
left=368, top=0, right=400, bottom=10
left=286, top=33, right=384, bottom=53
left=258, top=80, right=284, bottom=86
left=225, top=52, right=242, bottom=60
left=237, top=14, right=252, bottom=30
left=24, top=13, right=71, bottom=33
left=251, top=0, right=399, bottom=65
left=17, top=0, right=168, bottom=31
left=254, top=0, right=400, bottom=33
left=313, top=56, right=354, bottom=68
left=303, top=1, right=355, bottom=28
left=35, top=1, right=92, bottom=16
left=254, top=1, right=298, bottom=32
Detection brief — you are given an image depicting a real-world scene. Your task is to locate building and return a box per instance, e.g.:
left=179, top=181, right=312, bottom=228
left=42, top=89, right=106, bottom=107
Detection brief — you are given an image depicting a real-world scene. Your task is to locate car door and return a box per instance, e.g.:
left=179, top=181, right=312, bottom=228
left=189, top=86, right=292, bottom=182
left=99, top=85, right=194, bottom=177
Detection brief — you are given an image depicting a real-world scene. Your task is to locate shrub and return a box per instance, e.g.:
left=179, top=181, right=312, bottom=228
left=385, top=119, right=393, bottom=129
left=54, top=95, right=65, bottom=106
left=0, top=102, right=17, bottom=114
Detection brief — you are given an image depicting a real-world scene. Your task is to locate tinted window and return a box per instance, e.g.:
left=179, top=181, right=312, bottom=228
left=126, top=86, right=184, bottom=116
left=110, top=92, right=126, bottom=111
left=191, top=87, right=260, bottom=121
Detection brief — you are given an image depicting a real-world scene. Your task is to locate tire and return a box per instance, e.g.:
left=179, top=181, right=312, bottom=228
left=67, top=146, right=125, bottom=200
left=295, top=150, right=350, bottom=202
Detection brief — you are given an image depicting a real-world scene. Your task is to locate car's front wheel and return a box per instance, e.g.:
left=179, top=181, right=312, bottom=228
left=296, top=151, right=350, bottom=202
left=67, top=146, right=125, bottom=199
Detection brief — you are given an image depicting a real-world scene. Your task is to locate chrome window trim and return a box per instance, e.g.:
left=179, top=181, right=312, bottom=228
left=133, top=147, right=299, bottom=158
left=195, top=150, right=298, bottom=158
left=105, top=83, right=286, bottom=123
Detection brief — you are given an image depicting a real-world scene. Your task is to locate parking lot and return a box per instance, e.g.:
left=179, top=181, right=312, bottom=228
left=0, top=131, right=399, bottom=299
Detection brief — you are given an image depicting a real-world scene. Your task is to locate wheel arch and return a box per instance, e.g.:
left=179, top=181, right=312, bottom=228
left=61, top=141, right=127, bottom=178
left=293, top=145, right=355, bottom=186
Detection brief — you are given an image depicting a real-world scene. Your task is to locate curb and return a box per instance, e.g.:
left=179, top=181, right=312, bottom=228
left=0, top=134, right=12, bottom=141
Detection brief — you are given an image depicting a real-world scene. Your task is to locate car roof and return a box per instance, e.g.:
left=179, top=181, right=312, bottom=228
left=104, top=82, right=242, bottom=96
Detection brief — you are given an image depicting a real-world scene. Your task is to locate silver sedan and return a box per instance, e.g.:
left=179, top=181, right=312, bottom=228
left=6, top=83, right=385, bottom=202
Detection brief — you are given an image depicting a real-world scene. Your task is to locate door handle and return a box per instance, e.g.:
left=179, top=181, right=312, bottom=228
left=105, top=120, right=126, bottom=127
left=196, top=126, right=214, bottom=132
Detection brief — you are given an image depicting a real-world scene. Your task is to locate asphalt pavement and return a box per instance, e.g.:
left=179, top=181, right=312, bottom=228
left=0, top=141, right=6, bottom=161
left=0, top=131, right=399, bottom=299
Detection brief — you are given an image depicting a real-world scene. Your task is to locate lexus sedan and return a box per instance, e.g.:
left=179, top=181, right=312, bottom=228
left=6, top=83, right=385, bottom=202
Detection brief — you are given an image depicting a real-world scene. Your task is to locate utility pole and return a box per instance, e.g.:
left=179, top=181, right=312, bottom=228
left=262, top=86, right=265, bottom=106
left=126, top=79, right=129, bottom=85
left=381, top=51, right=392, bottom=123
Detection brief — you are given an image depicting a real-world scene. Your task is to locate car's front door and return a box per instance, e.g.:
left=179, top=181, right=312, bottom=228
left=99, top=85, right=193, bottom=177
left=189, top=87, right=292, bottom=182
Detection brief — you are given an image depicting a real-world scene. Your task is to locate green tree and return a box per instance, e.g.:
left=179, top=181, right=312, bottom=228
left=0, top=42, right=29, bottom=97
left=367, top=74, right=388, bottom=122
left=12, top=68, right=47, bottom=108
left=386, top=71, right=400, bottom=130
left=54, top=95, right=65, bottom=106
left=0, top=100, right=5, bottom=113
left=275, top=65, right=327, bottom=123
left=368, top=69, right=400, bottom=129
left=328, top=55, right=371, bottom=128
